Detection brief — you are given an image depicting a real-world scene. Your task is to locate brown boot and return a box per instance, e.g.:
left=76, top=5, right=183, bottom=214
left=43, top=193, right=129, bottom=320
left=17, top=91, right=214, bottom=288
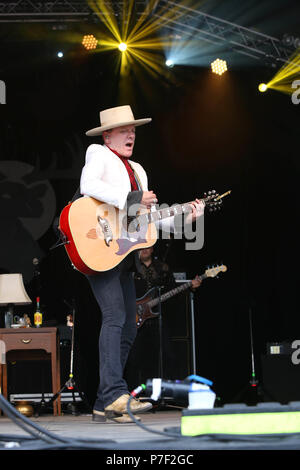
left=104, top=394, right=152, bottom=415
left=92, top=409, right=141, bottom=424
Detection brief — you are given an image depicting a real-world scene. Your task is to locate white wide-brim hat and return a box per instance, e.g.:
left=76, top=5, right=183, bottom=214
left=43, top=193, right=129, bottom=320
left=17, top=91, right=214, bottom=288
left=85, top=105, right=152, bottom=136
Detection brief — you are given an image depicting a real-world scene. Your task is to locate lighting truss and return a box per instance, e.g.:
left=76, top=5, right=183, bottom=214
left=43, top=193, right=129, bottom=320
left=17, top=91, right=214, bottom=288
left=153, top=0, right=294, bottom=66
left=0, top=0, right=295, bottom=66
left=0, top=1, right=151, bottom=22
left=0, top=1, right=91, bottom=22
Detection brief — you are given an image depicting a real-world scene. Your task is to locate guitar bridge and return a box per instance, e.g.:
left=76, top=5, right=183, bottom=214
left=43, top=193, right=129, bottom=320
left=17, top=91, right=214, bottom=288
left=97, top=215, right=113, bottom=246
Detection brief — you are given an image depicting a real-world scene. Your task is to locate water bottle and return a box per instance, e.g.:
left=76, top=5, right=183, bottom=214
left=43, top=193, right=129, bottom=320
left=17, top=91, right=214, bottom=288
left=187, top=375, right=216, bottom=410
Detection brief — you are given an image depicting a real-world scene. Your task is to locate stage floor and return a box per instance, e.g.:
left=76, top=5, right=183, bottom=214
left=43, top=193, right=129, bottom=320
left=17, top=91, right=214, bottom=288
left=1, top=406, right=300, bottom=452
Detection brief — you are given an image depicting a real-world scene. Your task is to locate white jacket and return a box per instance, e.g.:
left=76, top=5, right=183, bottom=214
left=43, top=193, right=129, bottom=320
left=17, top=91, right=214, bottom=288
left=80, top=144, right=146, bottom=209
left=80, top=144, right=176, bottom=234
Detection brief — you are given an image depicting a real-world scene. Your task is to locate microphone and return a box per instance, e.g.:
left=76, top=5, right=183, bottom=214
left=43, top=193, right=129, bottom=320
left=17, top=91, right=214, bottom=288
left=143, top=376, right=213, bottom=403
left=32, top=258, right=40, bottom=276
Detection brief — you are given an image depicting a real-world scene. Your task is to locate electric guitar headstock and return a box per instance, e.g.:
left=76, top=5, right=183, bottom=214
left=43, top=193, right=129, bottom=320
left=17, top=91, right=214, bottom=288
left=204, top=264, right=227, bottom=278
left=202, top=190, right=231, bottom=212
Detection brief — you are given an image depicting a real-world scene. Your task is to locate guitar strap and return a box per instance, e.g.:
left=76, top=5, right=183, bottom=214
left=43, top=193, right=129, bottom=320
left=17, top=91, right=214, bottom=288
left=132, top=168, right=143, bottom=191
left=70, top=186, right=82, bottom=202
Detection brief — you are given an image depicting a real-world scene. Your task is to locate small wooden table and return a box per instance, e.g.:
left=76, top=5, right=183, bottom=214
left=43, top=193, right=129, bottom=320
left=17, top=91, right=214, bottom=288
left=0, top=327, right=61, bottom=415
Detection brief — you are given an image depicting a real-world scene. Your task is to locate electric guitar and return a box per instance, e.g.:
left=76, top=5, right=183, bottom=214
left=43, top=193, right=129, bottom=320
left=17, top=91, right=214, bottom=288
left=136, top=264, right=227, bottom=328
left=59, top=191, right=231, bottom=274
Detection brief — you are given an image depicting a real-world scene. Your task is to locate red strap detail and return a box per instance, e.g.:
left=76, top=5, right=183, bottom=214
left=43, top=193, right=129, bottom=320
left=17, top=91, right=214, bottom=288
left=108, top=147, right=138, bottom=191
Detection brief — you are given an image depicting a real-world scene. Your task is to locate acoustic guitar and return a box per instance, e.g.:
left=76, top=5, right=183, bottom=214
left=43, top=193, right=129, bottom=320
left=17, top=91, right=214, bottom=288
left=59, top=191, right=230, bottom=274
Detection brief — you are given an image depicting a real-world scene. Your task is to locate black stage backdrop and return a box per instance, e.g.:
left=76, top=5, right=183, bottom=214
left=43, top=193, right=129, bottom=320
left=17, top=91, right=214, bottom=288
left=0, top=2, right=299, bottom=407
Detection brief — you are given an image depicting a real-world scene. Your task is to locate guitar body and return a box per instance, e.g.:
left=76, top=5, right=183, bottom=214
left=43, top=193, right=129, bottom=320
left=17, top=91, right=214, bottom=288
left=59, top=197, right=157, bottom=274
left=136, top=288, right=159, bottom=328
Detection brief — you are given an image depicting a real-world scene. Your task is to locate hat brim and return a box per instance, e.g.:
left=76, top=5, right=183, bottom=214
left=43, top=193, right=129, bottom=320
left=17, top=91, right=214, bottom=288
left=85, top=118, right=152, bottom=137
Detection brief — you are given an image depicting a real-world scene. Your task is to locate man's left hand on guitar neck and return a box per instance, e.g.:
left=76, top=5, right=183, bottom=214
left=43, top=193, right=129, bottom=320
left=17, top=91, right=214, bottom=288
left=191, top=275, right=202, bottom=290
left=185, top=198, right=205, bottom=224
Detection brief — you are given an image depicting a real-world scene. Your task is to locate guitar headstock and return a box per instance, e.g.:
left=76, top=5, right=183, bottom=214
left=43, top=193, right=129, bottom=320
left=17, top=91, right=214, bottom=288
left=205, top=264, right=227, bottom=278
left=202, top=189, right=231, bottom=212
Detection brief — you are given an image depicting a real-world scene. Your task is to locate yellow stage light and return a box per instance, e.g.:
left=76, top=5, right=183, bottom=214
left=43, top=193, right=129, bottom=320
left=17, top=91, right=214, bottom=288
left=118, top=42, right=127, bottom=52
left=264, top=50, right=300, bottom=97
left=258, top=83, right=268, bottom=92
left=82, top=34, right=98, bottom=50
left=211, top=58, right=227, bottom=75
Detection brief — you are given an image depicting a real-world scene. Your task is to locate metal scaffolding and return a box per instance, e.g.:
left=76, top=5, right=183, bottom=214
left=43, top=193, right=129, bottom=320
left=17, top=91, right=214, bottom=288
left=0, top=1, right=152, bottom=20
left=0, top=0, right=295, bottom=65
left=0, top=1, right=150, bottom=22
left=154, top=0, right=294, bottom=66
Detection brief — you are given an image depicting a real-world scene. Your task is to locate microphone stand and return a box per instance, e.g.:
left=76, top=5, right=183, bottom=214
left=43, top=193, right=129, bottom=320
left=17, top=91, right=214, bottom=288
left=157, top=285, right=170, bottom=409
left=157, top=286, right=164, bottom=379
left=189, top=290, right=197, bottom=375
left=175, top=279, right=197, bottom=375
left=35, top=300, right=89, bottom=416
left=230, top=306, right=274, bottom=405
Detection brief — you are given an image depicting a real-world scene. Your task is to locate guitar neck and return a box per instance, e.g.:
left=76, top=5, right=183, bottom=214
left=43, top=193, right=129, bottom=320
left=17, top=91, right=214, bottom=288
left=148, top=273, right=207, bottom=308
left=137, top=201, right=195, bottom=227
left=134, top=190, right=230, bottom=229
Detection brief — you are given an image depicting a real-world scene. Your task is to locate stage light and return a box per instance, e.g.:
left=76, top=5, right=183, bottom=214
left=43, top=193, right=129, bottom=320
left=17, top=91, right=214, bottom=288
left=282, top=33, right=294, bottom=46
left=165, top=59, right=174, bottom=67
left=282, top=33, right=300, bottom=49
left=118, top=42, right=127, bottom=52
left=258, top=83, right=268, bottom=92
left=82, top=34, right=98, bottom=50
left=264, top=49, right=300, bottom=96
left=57, top=51, right=64, bottom=58
left=211, top=58, right=227, bottom=75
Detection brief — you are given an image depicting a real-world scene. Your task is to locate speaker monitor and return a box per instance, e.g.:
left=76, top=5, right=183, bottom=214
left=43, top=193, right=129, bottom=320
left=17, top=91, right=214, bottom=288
left=261, top=354, right=300, bottom=404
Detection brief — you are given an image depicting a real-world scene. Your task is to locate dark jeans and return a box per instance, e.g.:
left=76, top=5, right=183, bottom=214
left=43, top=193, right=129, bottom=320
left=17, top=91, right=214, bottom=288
left=86, top=260, right=137, bottom=411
